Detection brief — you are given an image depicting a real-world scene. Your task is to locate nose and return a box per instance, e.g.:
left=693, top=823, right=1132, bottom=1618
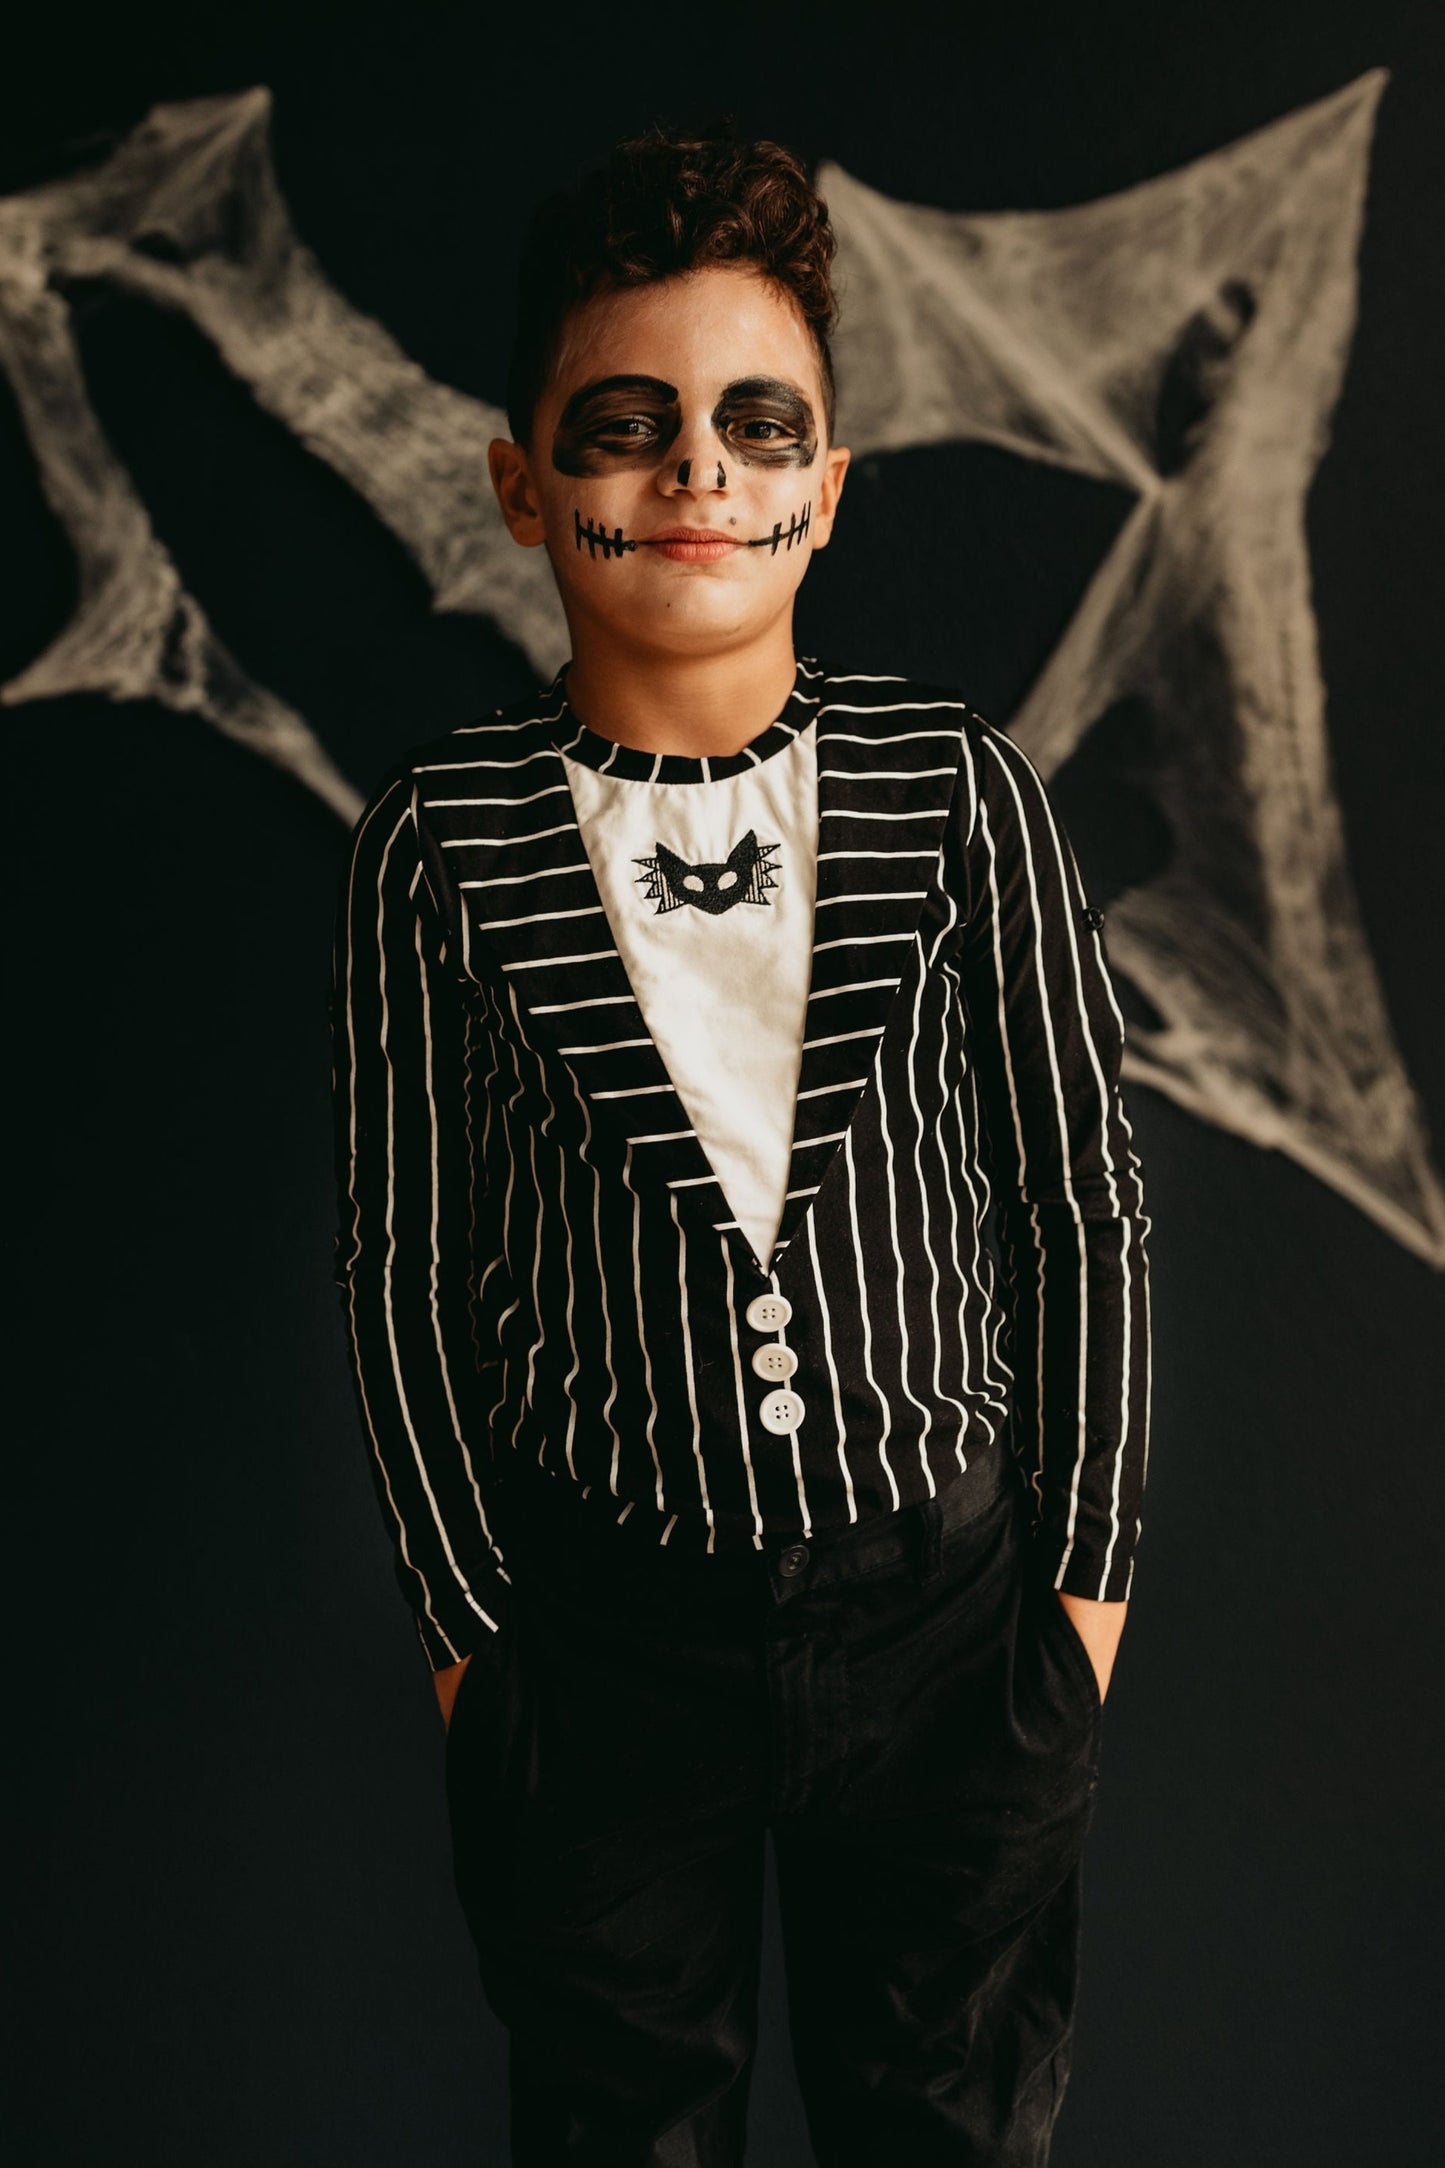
left=660, top=413, right=727, bottom=498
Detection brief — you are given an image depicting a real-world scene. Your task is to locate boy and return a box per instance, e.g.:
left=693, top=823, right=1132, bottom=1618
left=331, top=126, right=1150, bottom=2167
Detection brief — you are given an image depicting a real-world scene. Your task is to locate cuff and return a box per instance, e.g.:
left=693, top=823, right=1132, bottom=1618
left=414, top=1601, right=512, bottom=1672
left=1031, top=1517, right=1138, bottom=1605
left=403, top=1556, right=514, bottom=1672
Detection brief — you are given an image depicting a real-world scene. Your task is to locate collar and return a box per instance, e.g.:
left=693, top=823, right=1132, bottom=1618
left=541, top=655, right=822, bottom=784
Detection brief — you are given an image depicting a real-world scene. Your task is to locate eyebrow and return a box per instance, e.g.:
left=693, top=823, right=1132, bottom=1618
left=556, top=375, right=680, bottom=427
left=715, top=375, right=814, bottom=410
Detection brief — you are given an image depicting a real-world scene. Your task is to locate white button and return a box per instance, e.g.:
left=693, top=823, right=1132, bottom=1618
left=750, top=1342, right=799, bottom=1382
left=745, top=1293, right=793, bottom=1332
left=759, top=1388, right=806, bottom=1434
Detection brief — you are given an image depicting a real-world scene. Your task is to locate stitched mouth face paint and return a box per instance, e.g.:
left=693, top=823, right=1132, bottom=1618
left=744, top=502, right=812, bottom=553
left=573, top=503, right=813, bottom=560
left=573, top=511, right=638, bottom=558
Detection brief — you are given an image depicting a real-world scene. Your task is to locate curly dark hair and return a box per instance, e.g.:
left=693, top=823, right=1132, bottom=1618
left=504, top=122, right=838, bottom=448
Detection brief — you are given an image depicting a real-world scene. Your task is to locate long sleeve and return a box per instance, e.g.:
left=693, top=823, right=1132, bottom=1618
left=957, top=720, right=1152, bottom=1601
left=328, top=768, right=513, bottom=1668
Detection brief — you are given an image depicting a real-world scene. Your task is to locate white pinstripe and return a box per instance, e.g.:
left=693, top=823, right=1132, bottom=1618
left=342, top=791, right=503, bottom=1648
left=332, top=662, right=1151, bottom=1651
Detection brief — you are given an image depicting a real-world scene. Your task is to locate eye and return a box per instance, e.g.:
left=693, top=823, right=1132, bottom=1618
left=733, top=418, right=792, bottom=441
left=595, top=414, right=659, bottom=444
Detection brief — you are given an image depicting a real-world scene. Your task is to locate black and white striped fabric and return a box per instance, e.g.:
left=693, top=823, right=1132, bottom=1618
left=330, top=658, right=1152, bottom=1668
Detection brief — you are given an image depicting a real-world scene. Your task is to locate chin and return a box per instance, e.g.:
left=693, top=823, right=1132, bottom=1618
left=578, top=581, right=787, bottom=657
left=635, top=601, right=773, bottom=656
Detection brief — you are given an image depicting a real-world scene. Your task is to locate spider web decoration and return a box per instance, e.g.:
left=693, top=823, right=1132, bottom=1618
left=820, top=71, right=1442, bottom=1269
left=0, top=76, right=1438, bottom=1263
left=0, top=87, right=568, bottom=823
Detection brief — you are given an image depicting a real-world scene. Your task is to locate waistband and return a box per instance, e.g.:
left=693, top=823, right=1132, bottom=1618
left=493, top=1438, right=1017, bottom=1600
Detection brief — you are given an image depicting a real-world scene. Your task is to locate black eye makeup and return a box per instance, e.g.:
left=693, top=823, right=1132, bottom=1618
left=551, top=372, right=819, bottom=477
left=551, top=375, right=681, bottom=477
left=710, top=376, right=818, bottom=468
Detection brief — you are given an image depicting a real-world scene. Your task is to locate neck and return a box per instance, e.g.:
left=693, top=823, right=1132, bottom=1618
left=560, top=618, right=800, bottom=758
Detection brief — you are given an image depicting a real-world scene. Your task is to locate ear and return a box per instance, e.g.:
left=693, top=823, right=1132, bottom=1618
left=806, top=445, right=851, bottom=550
left=488, top=438, right=548, bottom=547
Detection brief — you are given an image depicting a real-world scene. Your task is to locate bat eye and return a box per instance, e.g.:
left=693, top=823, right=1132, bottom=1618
left=717, top=870, right=739, bottom=889
left=682, top=874, right=705, bottom=892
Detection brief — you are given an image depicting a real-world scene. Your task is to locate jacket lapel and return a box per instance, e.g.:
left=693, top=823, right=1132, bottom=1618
left=413, top=688, right=736, bottom=1236
left=413, top=668, right=968, bottom=1263
left=769, top=681, right=969, bottom=1259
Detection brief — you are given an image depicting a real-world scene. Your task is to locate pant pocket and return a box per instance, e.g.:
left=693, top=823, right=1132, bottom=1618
left=1028, top=1573, right=1103, bottom=1735
left=444, top=1622, right=518, bottom=1778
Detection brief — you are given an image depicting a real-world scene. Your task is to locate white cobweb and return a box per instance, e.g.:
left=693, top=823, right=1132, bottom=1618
left=0, top=86, right=568, bottom=822
left=1, top=76, right=1439, bottom=1264
left=820, top=69, right=1443, bottom=1269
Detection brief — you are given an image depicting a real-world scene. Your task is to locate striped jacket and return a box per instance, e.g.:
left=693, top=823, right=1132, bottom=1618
left=329, top=658, right=1152, bottom=1668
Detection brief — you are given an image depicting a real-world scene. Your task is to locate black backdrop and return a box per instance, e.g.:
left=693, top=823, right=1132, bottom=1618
left=6, top=4, right=1443, bottom=2162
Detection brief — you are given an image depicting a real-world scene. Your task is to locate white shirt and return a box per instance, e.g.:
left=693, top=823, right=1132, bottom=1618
left=559, top=716, right=819, bottom=1269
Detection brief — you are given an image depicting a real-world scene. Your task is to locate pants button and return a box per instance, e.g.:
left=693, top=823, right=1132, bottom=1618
left=778, top=1542, right=810, bottom=1576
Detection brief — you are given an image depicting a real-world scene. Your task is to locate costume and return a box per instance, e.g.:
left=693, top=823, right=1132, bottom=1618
left=329, top=655, right=1152, bottom=2162
left=556, top=695, right=819, bottom=1267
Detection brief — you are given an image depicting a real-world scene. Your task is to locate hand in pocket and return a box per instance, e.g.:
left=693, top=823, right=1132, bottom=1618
left=435, top=1651, right=474, bottom=1732
left=1053, top=1590, right=1127, bottom=1705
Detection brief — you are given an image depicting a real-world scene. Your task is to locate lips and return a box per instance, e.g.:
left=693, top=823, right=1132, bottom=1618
left=644, top=526, right=743, bottom=562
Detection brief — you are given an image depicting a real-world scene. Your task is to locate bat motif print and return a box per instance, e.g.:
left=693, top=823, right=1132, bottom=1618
left=633, top=831, right=781, bottom=916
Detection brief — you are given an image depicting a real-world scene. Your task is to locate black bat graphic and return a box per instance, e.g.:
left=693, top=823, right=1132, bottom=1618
left=633, top=830, right=781, bottom=915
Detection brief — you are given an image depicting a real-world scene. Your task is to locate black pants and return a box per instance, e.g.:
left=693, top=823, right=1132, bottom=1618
left=443, top=1444, right=1103, bottom=2166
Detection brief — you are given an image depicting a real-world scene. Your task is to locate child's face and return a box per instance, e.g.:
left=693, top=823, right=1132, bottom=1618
left=490, top=262, right=850, bottom=658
